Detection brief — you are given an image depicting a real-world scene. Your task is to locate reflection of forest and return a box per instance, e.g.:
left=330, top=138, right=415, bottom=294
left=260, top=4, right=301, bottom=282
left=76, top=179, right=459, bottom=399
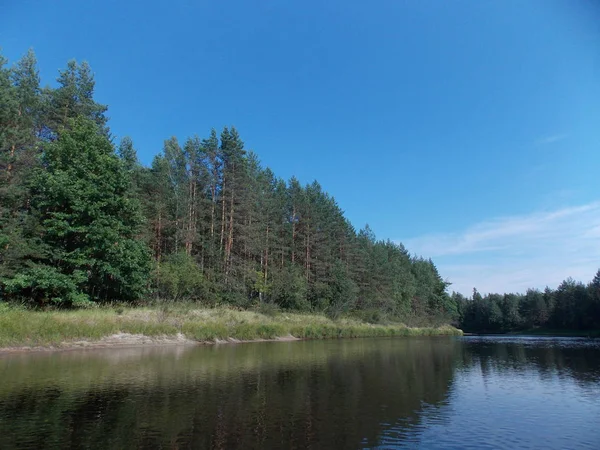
left=460, top=337, right=600, bottom=388
left=0, top=338, right=598, bottom=449
left=0, top=338, right=461, bottom=449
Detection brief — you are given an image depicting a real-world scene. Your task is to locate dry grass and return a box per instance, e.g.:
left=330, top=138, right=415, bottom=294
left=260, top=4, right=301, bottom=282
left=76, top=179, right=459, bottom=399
left=0, top=302, right=462, bottom=349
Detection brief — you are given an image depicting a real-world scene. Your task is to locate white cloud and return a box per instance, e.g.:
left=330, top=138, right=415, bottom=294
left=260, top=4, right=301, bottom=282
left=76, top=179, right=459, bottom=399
left=402, top=202, right=600, bottom=296
left=535, top=134, right=568, bottom=146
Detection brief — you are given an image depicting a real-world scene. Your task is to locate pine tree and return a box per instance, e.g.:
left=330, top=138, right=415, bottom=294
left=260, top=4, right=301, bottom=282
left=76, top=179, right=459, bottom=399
left=201, top=129, right=222, bottom=270
left=219, top=127, right=246, bottom=288
left=163, top=137, right=188, bottom=254
left=117, top=136, right=138, bottom=172
left=589, top=270, right=600, bottom=329
left=4, top=117, right=150, bottom=305
left=46, top=60, right=108, bottom=136
left=0, top=50, right=469, bottom=321
left=0, top=50, right=43, bottom=283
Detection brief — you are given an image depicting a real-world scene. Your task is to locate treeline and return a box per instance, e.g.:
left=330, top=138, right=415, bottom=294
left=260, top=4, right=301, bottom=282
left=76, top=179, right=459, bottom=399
left=0, top=50, right=457, bottom=323
left=455, top=272, right=600, bottom=333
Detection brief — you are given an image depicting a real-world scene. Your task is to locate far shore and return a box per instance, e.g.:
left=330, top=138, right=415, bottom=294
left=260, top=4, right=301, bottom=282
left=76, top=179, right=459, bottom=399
left=462, top=330, right=600, bottom=338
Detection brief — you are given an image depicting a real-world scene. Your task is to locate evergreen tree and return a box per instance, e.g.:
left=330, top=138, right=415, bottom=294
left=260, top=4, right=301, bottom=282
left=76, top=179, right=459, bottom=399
left=117, top=136, right=138, bottom=172
left=15, top=49, right=599, bottom=334
left=219, top=127, right=246, bottom=287
left=588, top=270, right=600, bottom=329
left=200, top=129, right=222, bottom=275
left=3, top=117, right=150, bottom=305
left=45, top=60, right=108, bottom=136
left=0, top=50, right=43, bottom=284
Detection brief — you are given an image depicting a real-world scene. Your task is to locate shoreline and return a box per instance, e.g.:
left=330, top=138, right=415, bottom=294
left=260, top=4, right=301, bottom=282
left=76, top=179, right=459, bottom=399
left=0, top=331, right=468, bottom=355
left=462, top=330, right=600, bottom=338
left=0, top=305, right=462, bottom=354
left=0, top=333, right=306, bottom=355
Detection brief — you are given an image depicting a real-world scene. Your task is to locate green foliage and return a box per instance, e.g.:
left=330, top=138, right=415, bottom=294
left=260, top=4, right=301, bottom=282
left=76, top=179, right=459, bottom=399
left=46, top=59, right=108, bottom=134
left=3, top=266, right=90, bottom=306
left=351, top=308, right=390, bottom=325
left=6, top=48, right=597, bottom=339
left=270, top=265, right=310, bottom=311
left=323, top=260, right=358, bottom=319
left=459, top=270, right=600, bottom=333
left=254, top=301, right=281, bottom=317
left=117, top=136, right=138, bottom=171
left=521, top=289, right=549, bottom=328
left=3, top=116, right=151, bottom=305
left=0, top=50, right=43, bottom=283
left=411, top=257, right=453, bottom=318
left=154, top=252, right=211, bottom=302
left=0, top=49, right=464, bottom=327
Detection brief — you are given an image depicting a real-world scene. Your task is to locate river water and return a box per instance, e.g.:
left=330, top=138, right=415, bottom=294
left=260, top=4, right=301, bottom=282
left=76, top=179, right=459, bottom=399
left=0, top=336, right=599, bottom=449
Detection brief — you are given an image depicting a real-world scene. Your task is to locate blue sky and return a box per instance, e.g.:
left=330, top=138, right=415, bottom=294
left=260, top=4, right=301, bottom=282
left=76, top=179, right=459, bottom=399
left=3, top=0, right=600, bottom=294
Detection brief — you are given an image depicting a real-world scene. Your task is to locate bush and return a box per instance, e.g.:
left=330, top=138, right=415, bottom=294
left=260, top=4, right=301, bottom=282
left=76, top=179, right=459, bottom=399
left=255, top=301, right=281, bottom=317
left=2, top=265, right=92, bottom=307
left=352, top=308, right=389, bottom=325
left=270, top=266, right=310, bottom=311
left=154, top=252, right=210, bottom=301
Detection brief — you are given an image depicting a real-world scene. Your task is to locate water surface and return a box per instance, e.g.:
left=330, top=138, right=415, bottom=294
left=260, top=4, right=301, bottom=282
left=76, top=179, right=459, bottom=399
left=1, top=336, right=599, bottom=449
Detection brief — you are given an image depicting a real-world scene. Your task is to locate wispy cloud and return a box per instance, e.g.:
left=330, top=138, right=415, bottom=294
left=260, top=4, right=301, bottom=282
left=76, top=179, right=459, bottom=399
left=535, top=134, right=568, bottom=146
left=402, top=202, right=600, bottom=295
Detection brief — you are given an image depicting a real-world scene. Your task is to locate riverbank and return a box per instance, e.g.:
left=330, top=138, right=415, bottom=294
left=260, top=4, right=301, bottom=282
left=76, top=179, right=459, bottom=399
left=0, top=304, right=462, bottom=352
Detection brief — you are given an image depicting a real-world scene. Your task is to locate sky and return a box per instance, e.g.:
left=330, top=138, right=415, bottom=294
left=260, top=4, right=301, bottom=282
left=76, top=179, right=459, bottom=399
left=2, top=0, right=600, bottom=295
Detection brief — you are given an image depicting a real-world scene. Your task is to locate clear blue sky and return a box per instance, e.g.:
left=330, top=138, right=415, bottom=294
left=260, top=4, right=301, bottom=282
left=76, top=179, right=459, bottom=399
left=3, top=0, right=600, bottom=294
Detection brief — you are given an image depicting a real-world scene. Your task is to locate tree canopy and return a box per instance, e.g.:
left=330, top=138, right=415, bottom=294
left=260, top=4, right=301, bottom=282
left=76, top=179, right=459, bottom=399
left=456, top=272, right=600, bottom=333
left=1, top=49, right=598, bottom=332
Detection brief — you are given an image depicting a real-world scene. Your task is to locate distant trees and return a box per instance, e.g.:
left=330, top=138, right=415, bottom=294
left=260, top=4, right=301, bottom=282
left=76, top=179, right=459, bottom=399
left=458, top=271, right=600, bottom=332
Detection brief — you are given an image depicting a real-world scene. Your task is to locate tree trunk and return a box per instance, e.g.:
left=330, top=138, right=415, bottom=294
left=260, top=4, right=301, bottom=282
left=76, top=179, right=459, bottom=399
left=291, top=206, right=296, bottom=263
left=7, top=144, right=15, bottom=177
left=220, top=175, right=226, bottom=255
left=305, top=227, right=310, bottom=282
left=265, top=225, right=269, bottom=285
left=155, top=211, right=163, bottom=262
left=210, top=181, right=216, bottom=239
left=280, top=227, right=284, bottom=269
left=226, top=173, right=235, bottom=276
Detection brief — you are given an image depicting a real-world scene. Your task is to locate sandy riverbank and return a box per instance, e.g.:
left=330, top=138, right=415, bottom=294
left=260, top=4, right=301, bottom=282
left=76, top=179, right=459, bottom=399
left=0, top=304, right=462, bottom=353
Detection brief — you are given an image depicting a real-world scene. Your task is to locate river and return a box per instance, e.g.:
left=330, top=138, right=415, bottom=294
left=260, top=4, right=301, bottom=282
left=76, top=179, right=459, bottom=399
left=0, top=336, right=599, bottom=449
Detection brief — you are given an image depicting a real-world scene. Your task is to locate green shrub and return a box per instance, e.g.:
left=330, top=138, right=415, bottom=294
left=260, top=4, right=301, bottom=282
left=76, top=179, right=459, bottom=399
left=154, top=252, right=209, bottom=301
left=3, top=266, right=91, bottom=307
left=270, top=266, right=310, bottom=311
left=255, top=301, right=281, bottom=317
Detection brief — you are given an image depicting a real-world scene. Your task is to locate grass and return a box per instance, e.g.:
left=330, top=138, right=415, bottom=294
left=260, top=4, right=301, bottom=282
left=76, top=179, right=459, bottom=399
left=0, top=302, right=462, bottom=349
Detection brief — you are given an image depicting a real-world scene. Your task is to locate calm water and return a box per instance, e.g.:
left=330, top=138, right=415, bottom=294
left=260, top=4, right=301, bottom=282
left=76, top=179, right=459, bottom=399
left=0, top=336, right=599, bottom=449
